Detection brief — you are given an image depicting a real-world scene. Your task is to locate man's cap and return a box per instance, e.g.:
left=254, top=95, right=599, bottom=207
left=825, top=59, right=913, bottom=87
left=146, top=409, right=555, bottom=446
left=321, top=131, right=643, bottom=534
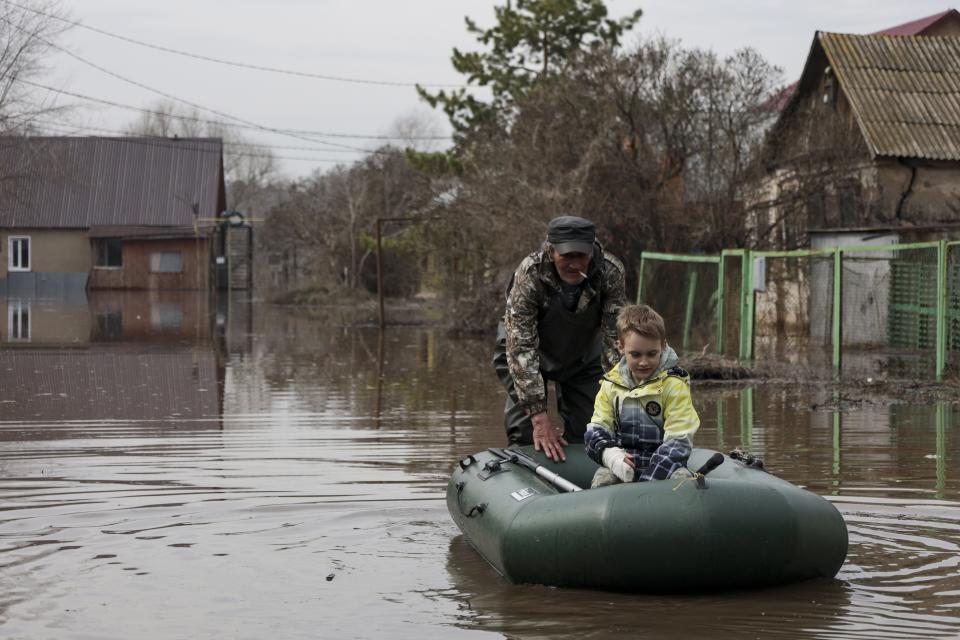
left=547, top=216, right=596, bottom=255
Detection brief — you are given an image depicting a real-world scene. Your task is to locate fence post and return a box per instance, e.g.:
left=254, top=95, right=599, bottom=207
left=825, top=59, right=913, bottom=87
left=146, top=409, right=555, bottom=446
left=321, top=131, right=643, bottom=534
left=739, top=250, right=754, bottom=360
left=937, top=239, right=947, bottom=381
left=683, top=271, right=698, bottom=350
left=636, top=255, right=646, bottom=304
left=832, top=247, right=842, bottom=378
left=716, top=252, right=726, bottom=355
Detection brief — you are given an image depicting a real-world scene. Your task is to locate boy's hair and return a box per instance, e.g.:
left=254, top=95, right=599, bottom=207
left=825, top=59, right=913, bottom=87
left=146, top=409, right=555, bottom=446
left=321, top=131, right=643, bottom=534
left=617, top=304, right=666, bottom=343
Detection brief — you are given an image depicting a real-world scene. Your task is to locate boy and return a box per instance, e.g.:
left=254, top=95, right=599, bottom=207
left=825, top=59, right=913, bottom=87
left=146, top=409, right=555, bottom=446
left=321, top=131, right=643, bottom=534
left=584, top=304, right=700, bottom=487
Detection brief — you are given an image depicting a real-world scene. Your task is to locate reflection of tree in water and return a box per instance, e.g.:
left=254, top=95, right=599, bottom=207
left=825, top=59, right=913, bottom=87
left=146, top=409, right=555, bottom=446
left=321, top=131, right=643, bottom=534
left=234, top=305, right=501, bottom=436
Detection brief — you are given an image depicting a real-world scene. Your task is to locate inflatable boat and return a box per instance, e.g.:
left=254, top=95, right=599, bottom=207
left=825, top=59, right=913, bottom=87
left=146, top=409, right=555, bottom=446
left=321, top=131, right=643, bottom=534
left=447, top=446, right=847, bottom=592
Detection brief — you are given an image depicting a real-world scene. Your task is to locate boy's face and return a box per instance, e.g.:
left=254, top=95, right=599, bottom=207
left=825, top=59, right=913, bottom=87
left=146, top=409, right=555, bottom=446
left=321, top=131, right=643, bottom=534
left=618, top=331, right=664, bottom=382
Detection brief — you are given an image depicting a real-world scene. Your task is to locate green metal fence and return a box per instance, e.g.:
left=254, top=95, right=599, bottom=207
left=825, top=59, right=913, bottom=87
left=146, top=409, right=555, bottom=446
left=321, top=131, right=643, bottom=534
left=637, top=240, right=960, bottom=381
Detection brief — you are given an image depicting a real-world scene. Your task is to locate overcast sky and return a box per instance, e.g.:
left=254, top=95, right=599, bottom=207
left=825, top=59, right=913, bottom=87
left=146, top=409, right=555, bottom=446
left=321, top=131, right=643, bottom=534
left=38, top=1, right=958, bottom=178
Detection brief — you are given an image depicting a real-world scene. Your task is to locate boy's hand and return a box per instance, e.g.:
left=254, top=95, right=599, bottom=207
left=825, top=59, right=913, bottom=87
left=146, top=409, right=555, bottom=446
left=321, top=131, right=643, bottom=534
left=531, top=412, right=568, bottom=461
left=602, top=447, right=635, bottom=482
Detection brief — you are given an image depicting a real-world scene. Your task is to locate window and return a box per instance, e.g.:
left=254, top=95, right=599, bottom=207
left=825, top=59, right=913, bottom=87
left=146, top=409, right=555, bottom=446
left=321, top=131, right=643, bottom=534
left=95, top=239, right=123, bottom=268
left=8, top=236, right=30, bottom=271
left=7, top=300, right=30, bottom=342
left=150, top=251, right=183, bottom=273
left=94, top=310, right=123, bottom=341
left=150, top=303, right=183, bottom=329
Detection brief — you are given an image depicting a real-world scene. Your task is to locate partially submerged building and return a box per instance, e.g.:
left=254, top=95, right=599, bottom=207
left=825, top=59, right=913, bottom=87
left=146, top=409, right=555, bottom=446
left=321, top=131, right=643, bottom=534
left=0, top=137, right=226, bottom=296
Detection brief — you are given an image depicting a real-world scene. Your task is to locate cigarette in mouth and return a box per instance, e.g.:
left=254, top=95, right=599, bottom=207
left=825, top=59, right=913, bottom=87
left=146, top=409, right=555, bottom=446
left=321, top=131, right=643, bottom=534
left=578, top=271, right=588, bottom=279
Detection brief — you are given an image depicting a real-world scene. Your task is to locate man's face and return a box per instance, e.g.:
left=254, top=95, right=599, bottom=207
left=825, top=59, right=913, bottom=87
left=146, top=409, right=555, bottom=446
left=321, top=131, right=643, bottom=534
left=550, top=250, right=592, bottom=285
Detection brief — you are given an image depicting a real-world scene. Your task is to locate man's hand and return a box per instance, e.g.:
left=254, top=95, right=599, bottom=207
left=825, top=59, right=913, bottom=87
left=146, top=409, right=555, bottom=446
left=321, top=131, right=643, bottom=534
left=531, top=411, right=568, bottom=461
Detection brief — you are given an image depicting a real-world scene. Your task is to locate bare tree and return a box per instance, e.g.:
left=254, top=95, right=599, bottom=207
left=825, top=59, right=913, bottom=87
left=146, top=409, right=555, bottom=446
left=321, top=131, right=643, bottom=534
left=388, top=108, right=448, bottom=153
left=418, top=37, right=784, bottom=331
left=124, top=99, right=278, bottom=212
left=0, top=0, right=71, bottom=134
left=256, top=146, right=434, bottom=298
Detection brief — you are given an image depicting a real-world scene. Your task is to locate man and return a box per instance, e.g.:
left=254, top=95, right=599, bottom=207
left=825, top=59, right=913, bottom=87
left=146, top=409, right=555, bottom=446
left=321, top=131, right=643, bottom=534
left=493, top=215, right=626, bottom=461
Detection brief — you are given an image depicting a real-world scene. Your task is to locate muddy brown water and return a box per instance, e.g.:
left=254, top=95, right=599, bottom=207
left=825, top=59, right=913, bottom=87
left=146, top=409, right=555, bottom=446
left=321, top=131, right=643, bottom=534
left=2, top=292, right=960, bottom=639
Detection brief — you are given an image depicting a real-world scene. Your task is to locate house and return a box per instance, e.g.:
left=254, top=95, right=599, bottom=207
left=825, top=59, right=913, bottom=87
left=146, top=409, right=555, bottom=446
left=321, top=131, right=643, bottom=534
left=747, top=28, right=960, bottom=356
left=0, top=136, right=226, bottom=295
left=752, top=30, right=960, bottom=246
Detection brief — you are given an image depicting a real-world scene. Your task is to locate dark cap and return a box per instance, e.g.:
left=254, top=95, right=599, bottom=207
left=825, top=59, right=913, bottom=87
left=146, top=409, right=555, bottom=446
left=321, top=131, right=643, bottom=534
left=547, top=216, right=596, bottom=255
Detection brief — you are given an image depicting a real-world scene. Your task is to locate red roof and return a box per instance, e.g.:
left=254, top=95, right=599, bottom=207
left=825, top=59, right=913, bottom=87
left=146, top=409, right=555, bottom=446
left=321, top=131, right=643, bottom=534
left=871, top=9, right=959, bottom=36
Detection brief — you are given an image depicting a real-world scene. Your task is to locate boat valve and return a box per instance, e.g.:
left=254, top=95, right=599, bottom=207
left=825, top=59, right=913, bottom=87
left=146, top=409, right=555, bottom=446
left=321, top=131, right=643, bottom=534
left=693, top=453, right=725, bottom=490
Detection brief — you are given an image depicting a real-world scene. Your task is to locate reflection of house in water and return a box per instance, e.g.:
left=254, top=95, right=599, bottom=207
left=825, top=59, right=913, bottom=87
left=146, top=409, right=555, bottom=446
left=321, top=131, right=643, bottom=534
left=0, top=291, right=237, bottom=423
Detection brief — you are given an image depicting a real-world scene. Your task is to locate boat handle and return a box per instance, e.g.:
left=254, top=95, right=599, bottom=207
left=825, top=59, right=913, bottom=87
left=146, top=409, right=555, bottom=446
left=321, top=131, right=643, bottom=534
left=459, top=454, right=478, bottom=470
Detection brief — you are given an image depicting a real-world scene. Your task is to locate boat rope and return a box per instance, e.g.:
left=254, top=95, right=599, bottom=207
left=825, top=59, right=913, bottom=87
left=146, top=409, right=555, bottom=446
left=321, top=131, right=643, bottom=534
left=671, top=472, right=703, bottom=492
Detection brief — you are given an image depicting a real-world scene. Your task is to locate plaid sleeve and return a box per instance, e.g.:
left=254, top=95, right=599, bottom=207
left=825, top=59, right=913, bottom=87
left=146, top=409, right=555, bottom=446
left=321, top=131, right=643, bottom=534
left=584, top=381, right=618, bottom=464
left=584, top=426, right=618, bottom=465
left=637, top=437, right=692, bottom=482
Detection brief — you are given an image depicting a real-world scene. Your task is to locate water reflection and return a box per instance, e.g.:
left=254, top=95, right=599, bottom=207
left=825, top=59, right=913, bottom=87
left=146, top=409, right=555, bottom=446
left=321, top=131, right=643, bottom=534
left=1, top=301, right=960, bottom=638
left=0, top=291, right=226, bottom=424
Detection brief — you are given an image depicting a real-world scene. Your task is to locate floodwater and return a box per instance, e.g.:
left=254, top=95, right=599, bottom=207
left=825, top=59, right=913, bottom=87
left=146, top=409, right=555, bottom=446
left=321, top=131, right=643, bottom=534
left=2, top=291, right=960, bottom=640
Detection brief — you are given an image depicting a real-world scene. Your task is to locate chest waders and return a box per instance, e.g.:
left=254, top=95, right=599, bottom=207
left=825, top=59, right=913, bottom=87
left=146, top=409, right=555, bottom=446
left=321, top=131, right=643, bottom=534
left=493, top=283, right=604, bottom=445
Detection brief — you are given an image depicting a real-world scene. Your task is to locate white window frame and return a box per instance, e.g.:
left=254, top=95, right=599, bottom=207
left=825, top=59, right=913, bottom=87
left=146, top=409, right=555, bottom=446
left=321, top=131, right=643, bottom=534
left=150, top=251, right=183, bottom=273
left=7, top=299, right=31, bottom=342
left=8, top=235, right=31, bottom=272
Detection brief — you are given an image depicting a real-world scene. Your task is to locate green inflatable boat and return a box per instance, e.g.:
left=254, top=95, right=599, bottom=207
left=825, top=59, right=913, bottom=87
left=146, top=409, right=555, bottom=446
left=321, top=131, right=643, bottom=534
left=447, top=446, right=848, bottom=592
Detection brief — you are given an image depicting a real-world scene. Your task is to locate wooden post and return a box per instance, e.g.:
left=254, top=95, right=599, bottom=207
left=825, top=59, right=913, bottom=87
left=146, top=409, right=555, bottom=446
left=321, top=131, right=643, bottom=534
left=376, top=218, right=384, bottom=329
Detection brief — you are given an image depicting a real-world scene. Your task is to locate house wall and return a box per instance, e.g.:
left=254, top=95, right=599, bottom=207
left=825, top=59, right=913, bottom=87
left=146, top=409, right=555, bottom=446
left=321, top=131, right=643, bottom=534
left=0, top=229, right=90, bottom=278
left=749, top=66, right=874, bottom=248
left=874, top=159, right=960, bottom=225
left=0, top=229, right=91, bottom=296
left=90, top=237, right=211, bottom=290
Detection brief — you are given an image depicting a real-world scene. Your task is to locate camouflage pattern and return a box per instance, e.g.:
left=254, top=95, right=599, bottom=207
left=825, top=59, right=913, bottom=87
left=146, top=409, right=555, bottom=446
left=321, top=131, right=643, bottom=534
left=503, top=241, right=626, bottom=416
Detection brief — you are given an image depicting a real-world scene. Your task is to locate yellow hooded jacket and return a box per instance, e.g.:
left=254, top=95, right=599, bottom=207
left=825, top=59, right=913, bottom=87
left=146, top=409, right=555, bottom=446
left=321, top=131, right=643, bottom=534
left=585, top=345, right=699, bottom=471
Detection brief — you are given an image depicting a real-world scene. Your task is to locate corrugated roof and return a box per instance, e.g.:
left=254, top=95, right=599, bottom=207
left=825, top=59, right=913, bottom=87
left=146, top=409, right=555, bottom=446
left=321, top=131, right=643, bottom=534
left=0, top=137, right=224, bottom=229
left=769, top=11, right=960, bottom=113
left=88, top=225, right=213, bottom=239
left=819, top=32, right=960, bottom=160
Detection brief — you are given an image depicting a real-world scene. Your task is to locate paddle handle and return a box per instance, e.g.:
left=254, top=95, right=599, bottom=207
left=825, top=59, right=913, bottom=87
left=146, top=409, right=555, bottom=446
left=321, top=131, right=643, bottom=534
left=532, top=466, right=583, bottom=493
left=488, top=448, right=582, bottom=493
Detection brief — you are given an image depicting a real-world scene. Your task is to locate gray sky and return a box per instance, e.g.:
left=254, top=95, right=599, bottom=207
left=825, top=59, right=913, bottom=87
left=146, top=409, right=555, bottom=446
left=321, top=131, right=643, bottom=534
left=38, top=1, right=958, bottom=178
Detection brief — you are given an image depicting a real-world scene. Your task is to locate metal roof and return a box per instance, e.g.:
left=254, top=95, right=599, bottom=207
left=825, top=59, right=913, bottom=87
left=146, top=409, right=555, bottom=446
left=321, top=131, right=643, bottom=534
left=819, top=32, right=960, bottom=160
left=0, top=137, right=224, bottom=229
left=88, top=225, right=213, bottom=239
left=872, top=9, right=960, bottom=36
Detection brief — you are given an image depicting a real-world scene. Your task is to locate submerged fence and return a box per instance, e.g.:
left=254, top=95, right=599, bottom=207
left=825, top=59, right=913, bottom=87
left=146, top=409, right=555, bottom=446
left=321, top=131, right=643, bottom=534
left=637, top=240, right=960, bottom=381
